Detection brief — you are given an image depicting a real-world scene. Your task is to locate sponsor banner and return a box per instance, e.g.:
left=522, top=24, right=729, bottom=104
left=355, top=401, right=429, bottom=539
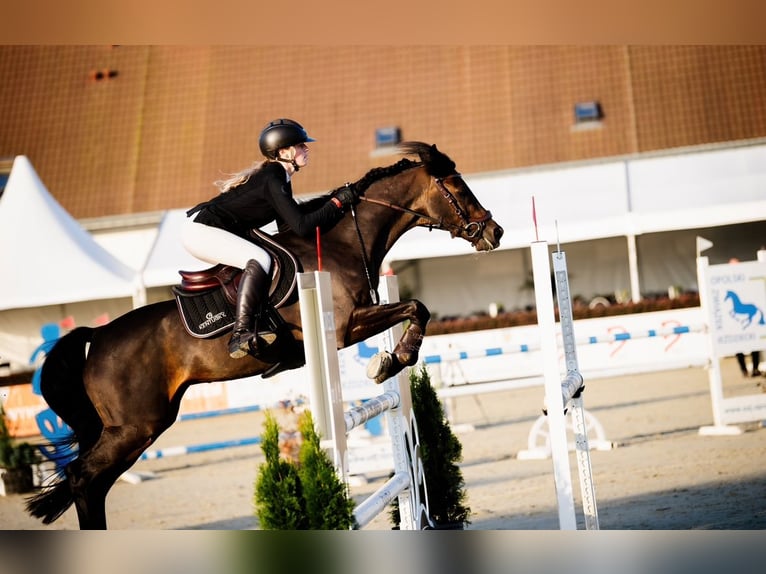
left=702, top=259, right=766, bottom=357
left=0, top=385, right=48, bottom=437
left=419, top=307, right=708, bottom=386
left=3, top=307, right=709, bottom=438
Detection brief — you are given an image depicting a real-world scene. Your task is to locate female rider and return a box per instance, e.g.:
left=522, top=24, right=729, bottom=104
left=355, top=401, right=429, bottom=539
left=183, top=118, right=357, bottom=358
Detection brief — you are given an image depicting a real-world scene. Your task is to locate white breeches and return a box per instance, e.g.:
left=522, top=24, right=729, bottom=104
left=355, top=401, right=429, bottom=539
left=182, top=217, right=272, bottom=273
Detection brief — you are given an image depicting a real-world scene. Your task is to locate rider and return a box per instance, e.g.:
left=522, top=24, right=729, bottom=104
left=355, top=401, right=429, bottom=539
left=183, top=118, right=358, bottom=359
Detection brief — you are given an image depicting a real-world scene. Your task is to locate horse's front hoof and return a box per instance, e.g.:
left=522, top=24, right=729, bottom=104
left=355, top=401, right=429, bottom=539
left=366, top=352, right=393, bottom=384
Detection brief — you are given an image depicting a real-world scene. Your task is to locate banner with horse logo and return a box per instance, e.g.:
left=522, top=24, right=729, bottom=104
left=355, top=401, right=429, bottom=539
left=702, top=258, right=766, bottom=357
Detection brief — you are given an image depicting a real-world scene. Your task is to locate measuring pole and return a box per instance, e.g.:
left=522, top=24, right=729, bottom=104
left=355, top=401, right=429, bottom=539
left=552, top=250, right=599, bottom=530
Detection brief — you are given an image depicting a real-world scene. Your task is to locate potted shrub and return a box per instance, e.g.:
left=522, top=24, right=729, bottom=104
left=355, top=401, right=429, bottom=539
left=254, top=409, right=355, bottom=529
left=0, top=402, right=41, bottom=496
left=391, top=364, right=471, bottom=529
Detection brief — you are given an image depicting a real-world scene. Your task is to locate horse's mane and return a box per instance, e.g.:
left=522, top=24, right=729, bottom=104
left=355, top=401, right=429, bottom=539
left=299, top=141, right=457, bottom=213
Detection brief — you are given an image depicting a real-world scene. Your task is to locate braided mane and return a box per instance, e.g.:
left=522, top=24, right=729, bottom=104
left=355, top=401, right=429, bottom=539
left=294, top=142, right=457, bottom=215
left=329, top=141, right=457, bottom=196
left=352, top=158, right=417, bottom=193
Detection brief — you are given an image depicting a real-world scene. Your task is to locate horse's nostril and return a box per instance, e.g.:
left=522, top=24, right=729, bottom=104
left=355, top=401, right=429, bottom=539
left=495, top=225, right=504, bottom=240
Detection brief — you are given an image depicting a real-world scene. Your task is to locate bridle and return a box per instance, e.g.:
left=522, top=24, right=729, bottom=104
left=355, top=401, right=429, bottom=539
left=349, top=171, right=493, bottom=306
left=358, top=173, right=492, bottom=242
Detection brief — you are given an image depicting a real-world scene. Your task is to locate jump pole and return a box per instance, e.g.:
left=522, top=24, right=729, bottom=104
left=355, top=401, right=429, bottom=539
left=552, top=249, right=600, bottom=530
left=530, top=204, right=599, bottom=530
left=531, top=240, right=577, bottom=529
left=297, top=271, right=348, bottom=480
left=356, top=275, right=431, bottom=530
left=297, top=270, right=431, bottom=529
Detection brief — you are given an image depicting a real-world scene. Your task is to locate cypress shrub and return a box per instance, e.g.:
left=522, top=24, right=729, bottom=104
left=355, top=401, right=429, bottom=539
left=254, top=410, right=355, bottom=530
left=254, top=412, right=307, bottom=529
left=391, top=364, right=471, bottom=528
left=296, top=411, right=355, bottom=530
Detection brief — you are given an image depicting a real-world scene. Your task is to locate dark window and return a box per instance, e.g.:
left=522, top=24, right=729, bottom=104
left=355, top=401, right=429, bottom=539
left=574, top=101, right=604, bottom=123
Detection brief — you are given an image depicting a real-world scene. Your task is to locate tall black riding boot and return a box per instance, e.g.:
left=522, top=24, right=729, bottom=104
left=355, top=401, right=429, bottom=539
left=228, top=259, right=276, bottom=359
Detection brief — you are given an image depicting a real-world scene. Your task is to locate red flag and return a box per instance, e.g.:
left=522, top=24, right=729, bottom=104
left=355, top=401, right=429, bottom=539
left=59, top=316, right=76, bottom=330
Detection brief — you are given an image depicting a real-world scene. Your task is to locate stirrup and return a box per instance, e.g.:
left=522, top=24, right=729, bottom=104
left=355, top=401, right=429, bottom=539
left=229, top=330, right=278, bottom=359
left=256, top=330, right=278, bottom=347
left=255, top=307, right=281, bottom=348
left=229, top=331, right=255, bottom=359
left=246, top=331, right=277, bottom=356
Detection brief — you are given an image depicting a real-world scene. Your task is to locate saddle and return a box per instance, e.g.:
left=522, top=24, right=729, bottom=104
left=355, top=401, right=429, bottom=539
left=172, top=228, right=302, bottom=340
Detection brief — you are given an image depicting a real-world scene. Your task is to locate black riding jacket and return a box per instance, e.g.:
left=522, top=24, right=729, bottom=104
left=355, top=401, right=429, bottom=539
left=188, top=161, right=343, bottom=239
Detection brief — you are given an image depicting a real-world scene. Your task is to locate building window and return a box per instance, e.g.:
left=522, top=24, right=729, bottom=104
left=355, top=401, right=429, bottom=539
left=572, top=101, right=604, bottom=131
left=370, top=126, right=403, bottom=158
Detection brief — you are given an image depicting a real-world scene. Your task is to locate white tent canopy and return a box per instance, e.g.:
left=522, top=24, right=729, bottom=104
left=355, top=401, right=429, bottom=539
left=0, top=156, right=142, bottom=311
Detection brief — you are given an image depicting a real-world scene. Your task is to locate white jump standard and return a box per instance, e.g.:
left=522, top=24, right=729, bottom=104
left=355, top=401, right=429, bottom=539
left=531, top=240, right=600, bottom=531
left=297, top=270, right=432, bottom=529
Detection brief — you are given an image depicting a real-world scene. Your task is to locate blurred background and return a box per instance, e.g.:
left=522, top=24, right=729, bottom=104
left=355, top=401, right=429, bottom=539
left=1, top=45, right=765, bottom=374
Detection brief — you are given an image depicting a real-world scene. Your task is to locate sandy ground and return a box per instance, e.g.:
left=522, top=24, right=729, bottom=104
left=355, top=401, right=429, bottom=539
left=1, top=357, right=765, bottom=531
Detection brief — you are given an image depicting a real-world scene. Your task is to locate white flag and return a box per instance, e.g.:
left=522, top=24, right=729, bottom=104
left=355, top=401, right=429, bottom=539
left=696, top=236, right=713, bottom=255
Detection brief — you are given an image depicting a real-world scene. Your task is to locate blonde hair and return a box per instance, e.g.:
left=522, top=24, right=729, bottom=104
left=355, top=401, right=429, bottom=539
left=214, top=160, right=267, bottom=193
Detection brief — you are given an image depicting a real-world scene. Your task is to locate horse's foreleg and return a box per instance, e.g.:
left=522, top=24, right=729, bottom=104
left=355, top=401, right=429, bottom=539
left=346, top=300, right=430, bottom=384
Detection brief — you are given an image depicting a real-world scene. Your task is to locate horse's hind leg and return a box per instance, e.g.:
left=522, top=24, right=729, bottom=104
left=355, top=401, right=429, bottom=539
left=67, top=425, right=154, bottom=529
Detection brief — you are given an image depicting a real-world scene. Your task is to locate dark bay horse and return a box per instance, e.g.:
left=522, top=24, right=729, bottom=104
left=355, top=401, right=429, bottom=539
left=26, top=141, right=504, bottom=529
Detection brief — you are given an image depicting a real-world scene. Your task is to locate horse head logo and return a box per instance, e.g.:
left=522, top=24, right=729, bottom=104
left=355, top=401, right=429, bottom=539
left=724, top=290, right=766, bottom=329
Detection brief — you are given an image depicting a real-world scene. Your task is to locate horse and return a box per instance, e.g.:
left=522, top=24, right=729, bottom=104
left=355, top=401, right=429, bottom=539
left=724, top=290, right=765, bottom=328
left=26, top=141, right=504, bottom=529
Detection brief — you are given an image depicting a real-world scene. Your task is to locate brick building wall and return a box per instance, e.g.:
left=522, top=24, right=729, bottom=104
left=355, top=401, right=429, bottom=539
left=1, top=45, right=765, bottom=219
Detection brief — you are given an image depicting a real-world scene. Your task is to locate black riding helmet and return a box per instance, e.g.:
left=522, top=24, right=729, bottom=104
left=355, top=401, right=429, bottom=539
left=259, top=118, right=316, bottom=160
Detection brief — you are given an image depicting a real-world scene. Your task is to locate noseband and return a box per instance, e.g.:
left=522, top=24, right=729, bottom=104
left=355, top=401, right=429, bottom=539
left=433, top=174, right=493, bottom=241
left=358, top=173, right=492, bottom=242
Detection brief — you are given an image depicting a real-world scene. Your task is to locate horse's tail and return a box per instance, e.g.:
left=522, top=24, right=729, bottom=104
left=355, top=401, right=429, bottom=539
left=25, top=440, right=77, bottom=524
left=26, top=326, right=96, bottom=525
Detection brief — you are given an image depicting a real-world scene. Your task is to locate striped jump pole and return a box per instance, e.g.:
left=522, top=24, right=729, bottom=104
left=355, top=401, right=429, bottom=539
left=139, top=435, right=262, bottom=460
left=422, top=324, right=706, bottom=365
left=120, top=401, right=300, bottom=484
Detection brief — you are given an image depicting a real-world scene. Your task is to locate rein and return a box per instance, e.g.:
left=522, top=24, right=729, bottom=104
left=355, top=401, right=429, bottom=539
left=349, top=173, right=492, bottom=305
left=358, top=173, right=492, bottom=240
left=349, top=203, right=380, bottom=305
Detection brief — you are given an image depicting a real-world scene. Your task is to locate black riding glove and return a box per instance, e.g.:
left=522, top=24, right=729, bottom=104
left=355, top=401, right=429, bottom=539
left=332, top=183, right=358, bottom=210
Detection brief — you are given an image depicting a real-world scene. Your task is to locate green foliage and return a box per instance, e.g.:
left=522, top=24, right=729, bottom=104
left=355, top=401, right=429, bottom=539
left=391, top=364, right=471, bottom=527
left=0, top=402, right=41, bottom=470
left=297, top=411, right=355, bottom=530
left=254, top=412, right=307, bottom=529
left=253, top=410, right=355, bottom=530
